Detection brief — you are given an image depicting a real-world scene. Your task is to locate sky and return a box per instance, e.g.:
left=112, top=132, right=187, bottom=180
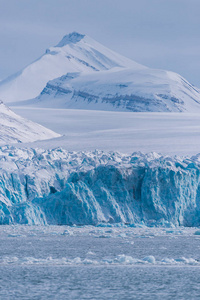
left=0, top=0, right=200, bottom=86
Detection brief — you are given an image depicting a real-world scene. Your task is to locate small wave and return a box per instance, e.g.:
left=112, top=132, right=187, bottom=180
left=0, top=255, right=199, bottom=266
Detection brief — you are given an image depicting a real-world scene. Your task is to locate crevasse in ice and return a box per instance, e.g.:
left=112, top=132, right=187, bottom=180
left=0, top=146, right=200, bottom=226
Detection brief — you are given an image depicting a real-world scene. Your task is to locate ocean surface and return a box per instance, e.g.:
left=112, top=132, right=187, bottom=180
left=0, top=226, right=200, bottom=299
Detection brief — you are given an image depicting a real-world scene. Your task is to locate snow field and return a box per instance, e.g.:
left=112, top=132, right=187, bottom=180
left=11, top=107, right=200, bottom=156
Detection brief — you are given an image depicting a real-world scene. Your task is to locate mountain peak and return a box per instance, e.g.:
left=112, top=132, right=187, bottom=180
left=0, top=32, right=146, bottom=102
left=56, top=32, right=85, bottom=47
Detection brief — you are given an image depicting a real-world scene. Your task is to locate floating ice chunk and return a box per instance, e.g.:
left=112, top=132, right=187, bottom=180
left=194, top=230, right=200, bottom=235
left=143, top=256, right=156, bottom=264
left=87, top=251, right=95, bottom=256
left=115, top=254, right=136, bottom=264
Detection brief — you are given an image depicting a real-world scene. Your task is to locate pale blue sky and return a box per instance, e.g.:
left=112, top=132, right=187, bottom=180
left=0, top=0, right=200, bottom=86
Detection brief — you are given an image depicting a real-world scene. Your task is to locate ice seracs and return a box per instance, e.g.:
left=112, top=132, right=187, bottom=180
left=0, top=147, right=200, bottom=226
left=0, top=100, right=60, bottom=145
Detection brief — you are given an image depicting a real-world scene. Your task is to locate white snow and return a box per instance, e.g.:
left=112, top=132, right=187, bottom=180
left=0, top=102, right=59, bottom=145
left=26, top=67, right=200, bottom=112
left=0, top=31, right=199, bottom=112
left=0, top=32, right=145, bottom=103
left=11, top=107, right=200, bottom=156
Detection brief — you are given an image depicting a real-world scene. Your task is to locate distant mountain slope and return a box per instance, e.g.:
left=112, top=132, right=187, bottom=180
left=1, top=31, right=200, bottom=112
left=0, top=101, right=60, bottom=144
left=0, top=32, right=145, bottom=103
left=29, top=67, right=200, bottom=112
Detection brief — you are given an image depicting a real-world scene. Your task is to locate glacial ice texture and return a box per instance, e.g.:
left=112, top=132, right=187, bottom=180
left=1, top=146, right=200, bottom=226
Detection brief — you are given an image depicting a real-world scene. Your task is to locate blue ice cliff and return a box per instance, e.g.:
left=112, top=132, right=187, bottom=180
left=0, top=146, right=200, bottom=226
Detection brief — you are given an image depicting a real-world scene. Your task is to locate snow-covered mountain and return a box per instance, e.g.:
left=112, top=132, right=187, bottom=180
left=0, top=32, right=145, bottom=103
left=0, top=101, right=60, bottom=144
left=33, top=67, right=200, bottom=112
left=1, top=31, right=200, bottom=112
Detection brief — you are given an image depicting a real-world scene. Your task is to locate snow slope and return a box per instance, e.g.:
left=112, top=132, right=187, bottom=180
left=30, top=67, right=200, bottom=112
left=0, top=32, right=145, bottom=103
left=1, top=146, right=200, bottom=226
left=11, top=107, right=200, bottom=156
left=0, top=31, right=199, bottom=112
left=0, top=101, right=60, bottom=144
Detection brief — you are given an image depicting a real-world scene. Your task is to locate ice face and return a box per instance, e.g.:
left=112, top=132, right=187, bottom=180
left=0, top=146, right=200, bottom=226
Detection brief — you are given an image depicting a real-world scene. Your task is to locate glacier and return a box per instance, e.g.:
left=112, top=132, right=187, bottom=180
left=0, top=146, right=200, bottom=226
